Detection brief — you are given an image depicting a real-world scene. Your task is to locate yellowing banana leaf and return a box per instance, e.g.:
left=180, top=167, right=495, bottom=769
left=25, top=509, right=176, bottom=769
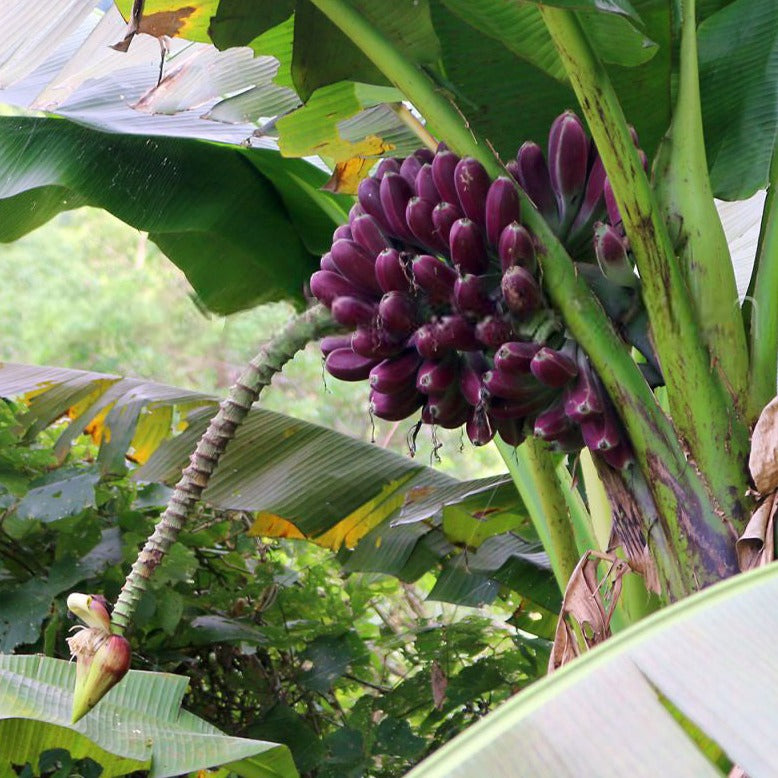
left=0, top=654, right=297, bottom=778
left=278, top=81, right=409, bottom=158
left=0, top=363, right=216, bottom=476
left=114, top=0, right=218, bottom=41
left=0, top=362, right=554, bottom=610
left=407, top=563, right=778, bottom=777
left=249, top=472, right=417, bottom=550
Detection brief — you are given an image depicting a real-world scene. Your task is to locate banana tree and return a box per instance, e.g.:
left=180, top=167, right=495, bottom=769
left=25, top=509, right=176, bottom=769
left=1, top=0, right=777, bottom=773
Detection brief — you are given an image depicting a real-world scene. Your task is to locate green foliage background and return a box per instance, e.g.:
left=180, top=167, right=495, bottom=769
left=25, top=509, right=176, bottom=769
left=0, top=207, right=542, bottom=776
left=0, top=207, right=502, bottom=481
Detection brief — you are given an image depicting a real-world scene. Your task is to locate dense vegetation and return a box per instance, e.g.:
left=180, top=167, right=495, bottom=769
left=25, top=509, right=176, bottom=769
left=1, top=0, right=778, bottom=775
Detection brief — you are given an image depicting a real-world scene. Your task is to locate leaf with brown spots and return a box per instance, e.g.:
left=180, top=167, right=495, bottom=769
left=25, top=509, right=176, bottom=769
left=113, top=0, right=218, bottom=51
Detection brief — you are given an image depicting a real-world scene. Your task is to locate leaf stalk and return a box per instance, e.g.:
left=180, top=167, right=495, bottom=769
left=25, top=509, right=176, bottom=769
left=745, top=143, right=778, bottom=420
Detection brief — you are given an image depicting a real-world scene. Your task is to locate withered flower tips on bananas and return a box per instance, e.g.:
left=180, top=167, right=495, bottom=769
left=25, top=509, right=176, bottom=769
left=311, top=111, right=656, bottom=470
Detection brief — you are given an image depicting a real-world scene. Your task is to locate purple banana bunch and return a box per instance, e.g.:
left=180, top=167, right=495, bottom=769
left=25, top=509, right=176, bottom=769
left=309, top=112, right=656, bottom=469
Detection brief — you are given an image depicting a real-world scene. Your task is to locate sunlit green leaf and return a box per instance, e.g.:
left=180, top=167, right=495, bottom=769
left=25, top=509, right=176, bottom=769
left=0, top=654, right=297, bottom=777
left=0, top=118, right=347, bottom=313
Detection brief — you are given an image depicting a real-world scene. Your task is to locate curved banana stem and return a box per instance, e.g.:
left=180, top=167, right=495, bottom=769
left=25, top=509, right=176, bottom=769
left=539, top=5, right=751, bottom=534
left=111, top=304, right=339, bottom=633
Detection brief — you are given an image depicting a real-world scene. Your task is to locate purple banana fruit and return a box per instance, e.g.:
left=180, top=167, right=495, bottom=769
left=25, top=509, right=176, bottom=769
left=501, top=265, right=541, bottom=317
left=375, top=248, right=412, bottom=293
left=411, top=254, right=458, bottom=304
left=530, top=346, right=578, bottom=388
left=416, top=356, right=460, bottom=395
left=460, top=356, right=487, bottom=405
left=375, top=157, right=401, bottom=180
left=422, top=388, right=470, bottom=429
left=485, top=177, right=521, bottom=248
left=593, top=222, right=636, bottom=288
left=413, top=323, right=446, bottom=359
left=378, top=291, right=419, bottom=335
left=488, top=394, right=550, bottom=420
left=505, top=159, right=521, bottom=181
left=320, top=334, right=353, bottom=357
left=380, top=173, right=415, bottom=241
left=351, top=327, right=404, bottom=359
left=330, top=296, right=377, bottom=328
left=515, top=141, right=558, bottom=225
left=415, top=164, right=440, bottom=202
left=333, top=224, right=352, bottom=241
left=326, top=348, right=378, bottom=381
left=449, top=218, right=489, bottom=274
left=475, top=315, right=515, bottom=349
left=493, top=417, right=525, bottom=447
left=435, top=315, right=480, bottom=351
left=310, top=270, right=366, bottom=307
left=498, top=222, right=536, bottom=274
left=370, top=387, right=424, bottom=421
left=599, top=442, right=634, bottom=470
left=453, top=274, right=497, bottom=318
left=351, top=214, right=390, bottom=257
left=533, top=398, right=571, bottom=440
left=357, top=177, right=390, bottom=231
left=483, top=367, right=543, bottom=400
left=414, top=148, right=435, bottom=164
left=494, top=340, right=541, bottom=374
left=431, top=201, right=463, bottom=248
left=399, top=155, right=423, bottom=191
left=406, top=197, right=446, bottom=252
left=564, top=353, right=603, bottom=422
left=604, top=177, right=621, bottom=226
left=331, top=239, right=382, bottom=295
left=568, top=148, right=606, bottom=240
left=369, top=350, right=422, bottom=394
left=548, top=111, right=589, bottom=233
left=454, top=157, right=491, bottom=228
left=431, top=150, right=461, bottom=205
left=581, top=409, right=621, bottom=452
left=466, top=406, right=495, bottom=446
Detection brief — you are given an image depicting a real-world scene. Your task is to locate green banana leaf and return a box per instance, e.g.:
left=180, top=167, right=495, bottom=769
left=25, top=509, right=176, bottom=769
left=0, top=362, right=557, bottom=611
left=0, top=654, right=297, bottom=778
left=0, top=116, right=347, bottom=314
left=406, top=562, right=778, bottom=777
left=699, top=0, right=778, bottom=199
left=207, top=0, right=670, bottom=160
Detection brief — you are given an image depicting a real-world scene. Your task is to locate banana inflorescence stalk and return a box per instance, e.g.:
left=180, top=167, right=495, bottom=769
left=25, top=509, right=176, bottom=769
left=110, top=304, right=339, bottom=634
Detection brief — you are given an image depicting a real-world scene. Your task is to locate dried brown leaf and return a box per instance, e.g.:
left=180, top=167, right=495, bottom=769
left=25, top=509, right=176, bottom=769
left=737, top=492, right=777, bottom=571
left=549, top=551, right=629, bottom=673
left=749, top=395, right=778, bottom=494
